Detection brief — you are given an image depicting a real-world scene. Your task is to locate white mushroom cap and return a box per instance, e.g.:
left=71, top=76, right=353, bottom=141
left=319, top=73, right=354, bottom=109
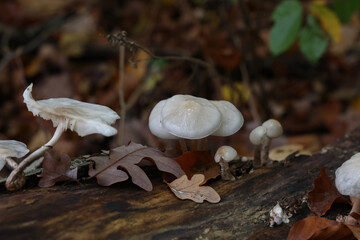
left=249, top=126, right=267, bottom=145
left=161, top=95, right=221, bottom=139
left=23, top=83, right=120, bottom=137
left=214, top=145, right=238, bottom=163
left=148, top=100, right=177, bottom=139
left=335, top=153, right=360, bottom=198
left=0, top=140, right=29, bottom=170
left=210, top=100, right=244, bottom=137
left=262, top=119, right=283, bottom=138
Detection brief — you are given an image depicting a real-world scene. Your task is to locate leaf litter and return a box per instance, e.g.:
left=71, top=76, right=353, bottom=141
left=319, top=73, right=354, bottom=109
left=88, top=142, right=185, bottom=191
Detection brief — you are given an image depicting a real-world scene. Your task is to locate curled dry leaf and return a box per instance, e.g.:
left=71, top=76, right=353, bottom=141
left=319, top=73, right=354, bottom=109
left=88, top=142, right=185, bottom=191
left=308, top=167, right=350, bottom=216
left=167, top=174, right=220, bottom=203
left=287, top=216, right=355, bottom=240
left=39, top=151, right=78, bottom=188
left=167, top=150, right=220, bottom=184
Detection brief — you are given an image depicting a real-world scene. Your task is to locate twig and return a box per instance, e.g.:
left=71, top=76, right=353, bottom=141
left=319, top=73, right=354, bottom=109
left=118, top=45, right=126, bottom=146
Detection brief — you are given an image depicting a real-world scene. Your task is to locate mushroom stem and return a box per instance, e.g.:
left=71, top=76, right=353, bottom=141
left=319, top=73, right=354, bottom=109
left=261, top=136, right=271, bottom=166
left=346, top=196, right=360, bottom=225
left=198, top=138, right=208, bottom=151
left=179, top=138, right=188, bottom=153
left=253, top=144, right=262, bottom=169
left=5, top=123, right=65, bottom=191
left=219, top=158, right=235, bottom=181
left=5, top=157, right=18, bottom=169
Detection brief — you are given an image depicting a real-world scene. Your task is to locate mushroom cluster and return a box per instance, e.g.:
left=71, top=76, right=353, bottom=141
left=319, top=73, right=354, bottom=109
left=249, top=119, right=283, bottom=168
left=5, top=83, right=120, bottom=191
left=335, top=153, right=360, bottom=225
left=148, top=95, right=244, bottom=151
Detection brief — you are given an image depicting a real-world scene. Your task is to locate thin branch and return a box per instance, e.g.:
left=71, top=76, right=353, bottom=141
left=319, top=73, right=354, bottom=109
left=118, top=45, right=126, bottom=146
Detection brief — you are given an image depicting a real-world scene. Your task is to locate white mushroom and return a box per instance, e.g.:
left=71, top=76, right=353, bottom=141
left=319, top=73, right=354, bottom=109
left=0, top=140, right=29, bottom=171
left=249, top=126, right=266, bottom=168
left=210, top=100, right=244, bottom=137
left=249, top=119, right=283, bottom=168
left=335, top=153, right=360, bottom=225
left=161, top=95, right=221, bottom=139
left=261, top=119, right=283, bottom=166
left=6, top=83, right=120, bottom=191
left=214, top=146, right=238, bottom=181
left=159, top=95, right=222, bottom=151
left=269, top=203, right=292, bottom=227
left=148, top=100, right=178, bottom=140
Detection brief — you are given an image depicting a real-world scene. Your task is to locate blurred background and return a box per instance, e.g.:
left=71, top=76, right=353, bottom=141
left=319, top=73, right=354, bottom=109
left=0, top=0, right=359, bottom=159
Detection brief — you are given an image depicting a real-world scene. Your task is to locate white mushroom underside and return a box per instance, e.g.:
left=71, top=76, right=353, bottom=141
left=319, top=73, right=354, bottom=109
left=211, top=100, right=244, bottom=137
left=161, top=95, right=221, bottom=139
left=335, top=153, right=360, bottom=198
left=0, top=140, right=30, bottom=170
left=23, top=84, right=120, bottom=137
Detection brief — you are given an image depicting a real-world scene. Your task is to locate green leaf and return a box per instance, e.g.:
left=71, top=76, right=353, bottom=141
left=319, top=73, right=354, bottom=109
left=299, top=15, right=328, bottom=63
left=270, top=0, right=303, bottom=55
left=332, top=0, right=360, bottom=23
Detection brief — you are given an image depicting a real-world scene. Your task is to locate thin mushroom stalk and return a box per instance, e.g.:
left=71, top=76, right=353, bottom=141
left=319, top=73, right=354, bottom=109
left=219, top=158, right=235, bottom=181
left=6, top=123, right=65, bottom=191
left=253, top=144, right=262, bottom=168
left=5, top=157, right=19, bottom=169
left=261, top=136, right=271, bottom=166
left=346, top=196, right=360, bottom=225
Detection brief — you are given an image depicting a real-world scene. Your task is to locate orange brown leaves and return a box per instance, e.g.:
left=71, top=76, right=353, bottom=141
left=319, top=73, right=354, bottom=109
left=287, top=216, right=355, bottom=240
left=167, top=174, right=221, bottom=203
left=172, top=150, right=220, bottom=184
left=88, top=142, right=185, bottom=191
left=308, top=167, right=350, bottom=216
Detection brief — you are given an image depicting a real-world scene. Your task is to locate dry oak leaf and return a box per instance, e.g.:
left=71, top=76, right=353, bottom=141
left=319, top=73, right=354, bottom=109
left=39, top=151, right=78, bottom=188
left=287, top=216, right=355, bottom=240
left=167, top=174, right=221, bottom=203
left=168, top=150, right=220, bottom=184
left=88, top=142, right=185, bottom=191
left=308, top=167, right=350, bottom=216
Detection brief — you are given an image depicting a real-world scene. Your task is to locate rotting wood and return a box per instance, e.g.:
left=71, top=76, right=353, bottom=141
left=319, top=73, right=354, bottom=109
left=1, top=129, right=360, bottom=240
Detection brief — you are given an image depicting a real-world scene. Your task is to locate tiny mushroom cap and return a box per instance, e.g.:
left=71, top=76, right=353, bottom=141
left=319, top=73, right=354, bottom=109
left=214, top=146, right=238, bottom=163
left=23, top=83, right=120, bottom=137
left=335, top=153, right=360, bottom=198
left=161, top=95, right=221, bottom=139
left=262, top=119, right=283, bottom=138
left=210, top=100, right=244, bottom=137
left=148, top=100, right=177, bottom=139
left=0, top=140, right=29, bottom=170
left=249, top=126, right=267, bottom=145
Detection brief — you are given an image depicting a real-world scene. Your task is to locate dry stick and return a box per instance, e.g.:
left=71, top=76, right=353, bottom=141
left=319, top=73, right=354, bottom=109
left=118, top=45, right=126, bottom=146
left=5, top=124, right=64, bottom=191
left=240, top=63, right=261, bottom=123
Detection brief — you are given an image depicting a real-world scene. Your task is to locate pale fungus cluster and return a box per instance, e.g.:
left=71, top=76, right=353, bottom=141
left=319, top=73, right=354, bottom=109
left=149, top=95, right=244, bottom=152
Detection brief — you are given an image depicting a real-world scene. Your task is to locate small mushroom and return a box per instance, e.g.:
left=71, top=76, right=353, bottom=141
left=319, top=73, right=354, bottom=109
left=0, top=140, right=29, bottom=170
left=214, top=146, right=238, bottom=181
left=335, top=153, right=360, bottom=225
left=6, top=83, right=120, bottom=191
left=249, top=119, right=283, bottom=168
left=269, top=203, right=292, bottom=227
left=261, top=119, right=283, bottom=166
left=249, top=126, right=266, bottom=168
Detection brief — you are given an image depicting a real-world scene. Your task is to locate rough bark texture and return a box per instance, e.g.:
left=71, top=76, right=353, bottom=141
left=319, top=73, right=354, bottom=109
left=1, top=129, right=360, bottom=239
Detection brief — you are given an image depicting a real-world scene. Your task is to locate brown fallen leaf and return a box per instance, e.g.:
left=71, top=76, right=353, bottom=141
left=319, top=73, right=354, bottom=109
left=38, top=151, right=78, bottom=188
left=287, top=216, right=355, bottom=240
left=308, top=167, right=350, bottom=216
left=168, top=150, right=220, bottom=184
left=88, top=142, right=185, bottom=191
left=167, top=174, right=221, bottom=203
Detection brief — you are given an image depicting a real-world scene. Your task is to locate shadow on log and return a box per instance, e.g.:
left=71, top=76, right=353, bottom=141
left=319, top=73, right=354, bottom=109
left=1, top=129, right=360, bottom=239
